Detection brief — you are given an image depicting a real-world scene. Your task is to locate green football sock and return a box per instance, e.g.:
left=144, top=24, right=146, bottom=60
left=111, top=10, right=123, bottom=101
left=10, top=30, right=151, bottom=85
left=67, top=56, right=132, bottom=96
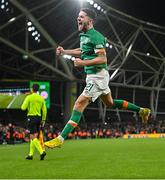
left=61, top=110, right=82, bottom=139
left=33, top=138, right=43, bottom=154
left=112, top=99, right=140, bottom=112
left=29, top=139, right=35, bottom=156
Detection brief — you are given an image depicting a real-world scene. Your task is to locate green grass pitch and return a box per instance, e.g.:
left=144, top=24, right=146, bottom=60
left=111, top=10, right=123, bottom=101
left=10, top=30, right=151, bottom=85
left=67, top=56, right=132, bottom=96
left=9, top=94, right=27, bottom=109
left=0, top=94, right=27, bottom=109
left=0, top=95, right=13, bottom=108
left=0, top=138, right=165, bottom=179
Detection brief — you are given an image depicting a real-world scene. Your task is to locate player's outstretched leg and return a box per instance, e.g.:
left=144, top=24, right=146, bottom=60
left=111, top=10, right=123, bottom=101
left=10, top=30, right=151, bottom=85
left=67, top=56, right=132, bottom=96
left=45, top=136, right=63, bottom=149
left=111, top=99, right=151, bottom=123
left=45, top=110, right=82, bottom=149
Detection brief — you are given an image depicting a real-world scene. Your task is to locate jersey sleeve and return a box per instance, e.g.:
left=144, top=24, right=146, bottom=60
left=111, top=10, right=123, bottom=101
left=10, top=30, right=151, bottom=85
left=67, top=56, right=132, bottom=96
left=93, top=34, right=106, bottom=56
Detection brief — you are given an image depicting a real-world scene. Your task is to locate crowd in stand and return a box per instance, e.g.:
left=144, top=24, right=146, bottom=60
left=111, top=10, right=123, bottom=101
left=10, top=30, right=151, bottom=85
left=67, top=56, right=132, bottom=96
left=0, top=120, right=165, bottom=144
left=0, top=123, right=28, bottom=144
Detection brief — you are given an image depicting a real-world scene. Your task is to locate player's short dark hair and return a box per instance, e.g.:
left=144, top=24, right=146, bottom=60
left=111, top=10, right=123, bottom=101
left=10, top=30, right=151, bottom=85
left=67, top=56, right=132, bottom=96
left=32, top=83, right=39, bottom=92
left=81, top=8, right=97, bottom=20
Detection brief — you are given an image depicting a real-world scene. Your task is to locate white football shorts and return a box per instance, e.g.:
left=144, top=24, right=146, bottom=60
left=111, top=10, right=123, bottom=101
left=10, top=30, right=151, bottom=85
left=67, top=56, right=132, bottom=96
left=81, top=68, right=111, bottom=102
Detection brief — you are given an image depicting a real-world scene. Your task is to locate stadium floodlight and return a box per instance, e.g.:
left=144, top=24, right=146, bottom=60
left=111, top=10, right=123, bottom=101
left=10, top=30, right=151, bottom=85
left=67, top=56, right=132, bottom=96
left=94, top=3, right=98, bottom=8
left=85, top=0, right=106, bottom=13
left=97, top=6, right=101, bottom=10
left=32, top=32, right=35, bottom=36
left=89, top=0, right=94, bottom=5
left=106, top=43, right=113, bottom=49
left=28, top=27, right=32, bottom=31
left=34, top=30, right=38, bottom=35
left=106, top=43, right=109, bottom=47
left=27, top=20, right=41, bottom=43
left=35, top=36, right=39, bottom=40
left=31, top=26, right=35, bottom=31
left=0, top=0, right=10, bottom=11
left=27, top=21, right=32, bottom=26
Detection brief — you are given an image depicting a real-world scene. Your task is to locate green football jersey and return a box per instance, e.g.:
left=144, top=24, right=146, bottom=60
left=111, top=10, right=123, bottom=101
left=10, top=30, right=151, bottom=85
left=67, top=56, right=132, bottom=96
left=80, top=28, right=107, bottom=74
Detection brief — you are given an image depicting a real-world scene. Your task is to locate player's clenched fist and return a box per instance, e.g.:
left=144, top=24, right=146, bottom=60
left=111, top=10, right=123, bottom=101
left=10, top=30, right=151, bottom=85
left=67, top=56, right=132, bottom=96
left=74, top=58, right=84, bottom=67
left=56, top=46, right=64, bottom=55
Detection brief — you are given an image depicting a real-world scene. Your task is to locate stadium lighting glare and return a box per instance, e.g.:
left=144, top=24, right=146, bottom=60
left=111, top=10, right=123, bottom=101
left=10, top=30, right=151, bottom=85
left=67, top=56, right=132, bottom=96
left=63, top=55, right=68, bottom=59
left=71, top=57, right=76, bottom=61
left=63, top=55, right=72, bottom=59
left=8, top=17, right=16, bottom=22
left=63, top=55, right=76, bottom=61
left=1, top=4, right=4, bottom=9
left=22, top=54, right=29, bottom=60
left=109, top=45, right=113, bottom=49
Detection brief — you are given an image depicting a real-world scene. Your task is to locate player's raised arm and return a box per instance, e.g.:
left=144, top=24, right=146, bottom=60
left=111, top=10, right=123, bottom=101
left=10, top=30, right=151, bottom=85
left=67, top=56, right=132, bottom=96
left=56, top=46, right=81, bottom=57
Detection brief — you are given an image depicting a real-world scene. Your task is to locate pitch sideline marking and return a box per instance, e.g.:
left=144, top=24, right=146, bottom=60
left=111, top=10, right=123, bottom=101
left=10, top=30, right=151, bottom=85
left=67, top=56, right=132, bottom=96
left=7, top=95, right=17, bottom=109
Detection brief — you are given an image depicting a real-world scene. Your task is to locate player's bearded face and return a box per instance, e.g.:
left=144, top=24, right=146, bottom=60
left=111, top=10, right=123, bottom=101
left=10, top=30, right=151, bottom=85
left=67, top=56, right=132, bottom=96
left=77, top=11, right=90, bottom=32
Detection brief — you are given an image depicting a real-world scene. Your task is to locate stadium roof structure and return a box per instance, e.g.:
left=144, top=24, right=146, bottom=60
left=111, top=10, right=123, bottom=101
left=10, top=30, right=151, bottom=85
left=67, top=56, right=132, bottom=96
left=0, top=0, right=165, bottom=121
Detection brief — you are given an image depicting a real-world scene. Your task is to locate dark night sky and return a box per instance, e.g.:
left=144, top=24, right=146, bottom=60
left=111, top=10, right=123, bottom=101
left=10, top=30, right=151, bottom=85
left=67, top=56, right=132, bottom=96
left=104, top=0, right=164, bottom=26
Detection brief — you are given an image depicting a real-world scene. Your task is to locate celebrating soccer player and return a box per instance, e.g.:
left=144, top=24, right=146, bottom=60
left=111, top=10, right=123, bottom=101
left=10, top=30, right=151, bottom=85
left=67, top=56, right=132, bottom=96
left=45, top=8, right=151, bottom=149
